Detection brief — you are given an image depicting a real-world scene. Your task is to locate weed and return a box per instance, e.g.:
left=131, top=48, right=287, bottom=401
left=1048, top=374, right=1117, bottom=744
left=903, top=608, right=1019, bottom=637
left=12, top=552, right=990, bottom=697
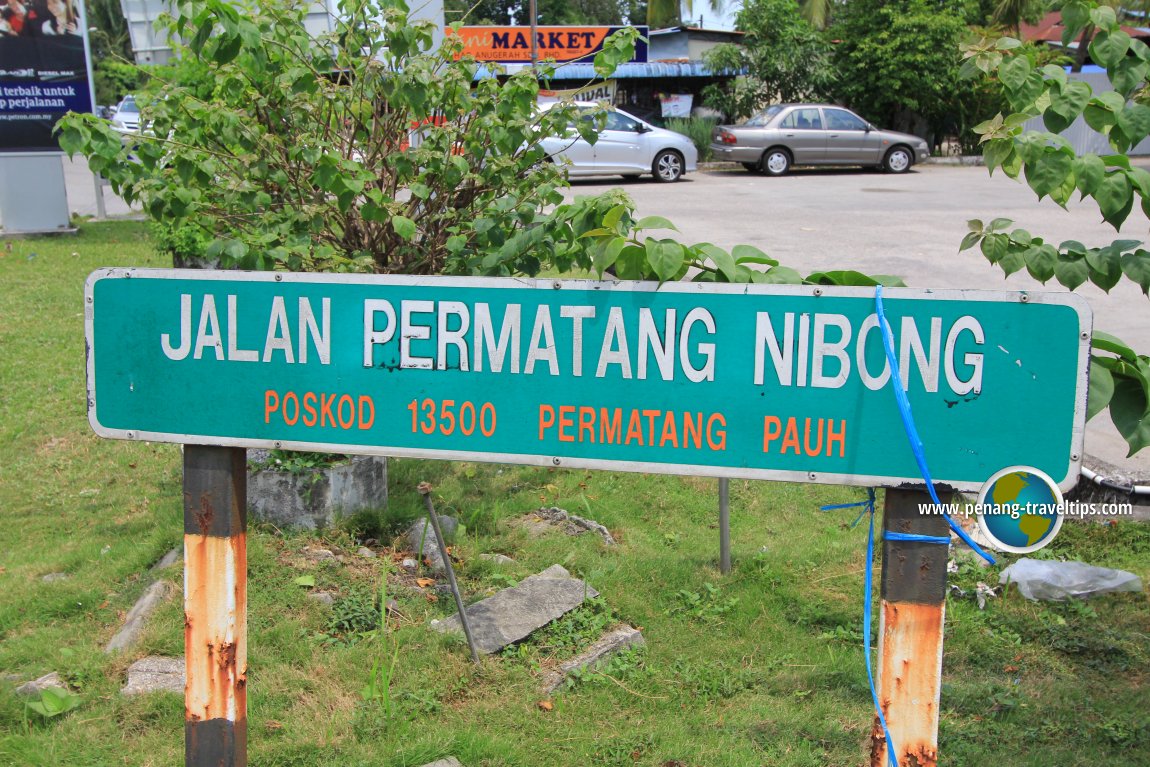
left=326, top=589, right=381, bottom=644
left=671, top=659, right=764, bottom=701
left=524, top=597, right=617, bottom=657
left=24, top=687, right=82, bottom=720
left=563, top=647, right=648, bottom=691
left=668, top=582, right=738, bottom=622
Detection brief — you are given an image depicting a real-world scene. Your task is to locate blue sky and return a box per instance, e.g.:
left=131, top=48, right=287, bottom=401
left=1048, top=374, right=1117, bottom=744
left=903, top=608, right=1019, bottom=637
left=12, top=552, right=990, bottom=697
left=681, top=0, right=741, bottom=30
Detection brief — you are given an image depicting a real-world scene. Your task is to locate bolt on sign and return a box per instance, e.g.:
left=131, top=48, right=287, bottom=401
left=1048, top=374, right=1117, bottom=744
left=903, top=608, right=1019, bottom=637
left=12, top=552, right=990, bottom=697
left=85, top=271, right=1091, bottom=491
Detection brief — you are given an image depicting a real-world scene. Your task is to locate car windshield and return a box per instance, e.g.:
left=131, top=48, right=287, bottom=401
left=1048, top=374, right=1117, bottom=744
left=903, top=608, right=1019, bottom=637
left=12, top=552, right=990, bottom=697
left=118, top=98, right=138, bottom=114
left=743, top=105, right=784, bottom=127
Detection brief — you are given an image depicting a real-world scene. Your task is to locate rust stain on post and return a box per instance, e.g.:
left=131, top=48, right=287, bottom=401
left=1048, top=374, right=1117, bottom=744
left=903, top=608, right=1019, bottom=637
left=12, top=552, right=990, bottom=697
left=872, top=489, right=947, bottom=767
left=183, top=445, right=247, bottom=766
left=871, top=602, right=943, bottom=767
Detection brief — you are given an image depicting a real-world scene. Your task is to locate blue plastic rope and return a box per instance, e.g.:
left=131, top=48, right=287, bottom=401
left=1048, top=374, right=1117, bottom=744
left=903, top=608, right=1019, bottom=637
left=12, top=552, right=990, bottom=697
left=885, top=531, right=951, bottom=546
left=820, top=498, right=872, bottom=529
left=859, top=489, right=900, bottom=767
left=873, top=285, right=996, bottom=567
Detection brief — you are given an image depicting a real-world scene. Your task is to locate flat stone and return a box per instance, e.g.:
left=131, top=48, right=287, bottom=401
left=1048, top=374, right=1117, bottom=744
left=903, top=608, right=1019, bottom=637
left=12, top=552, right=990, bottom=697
left=16, top=672, right=66, bottom=696
left=308, top=591, right=336, bottom=606
left=401, top=558, right=418, bottom=570
left=532, top=507, right=616, bottom=546
left=480, top=553, right=515, bottom=565
left=105, top=580, right=173, bottom=653
left=121, top=656, right=184, bottom=696
left=431, top=564, right=598, bottom=654
left=541, top=626, right=645, bottom=693
left=151, top=547, right=181, bottom=571
left=418, top=758, right=463, bottom=767
left=357, top=547, right=377, bottom=558
left=304, top=546, right=336, bottom=560
left=40, top=572, right=68, bottom=583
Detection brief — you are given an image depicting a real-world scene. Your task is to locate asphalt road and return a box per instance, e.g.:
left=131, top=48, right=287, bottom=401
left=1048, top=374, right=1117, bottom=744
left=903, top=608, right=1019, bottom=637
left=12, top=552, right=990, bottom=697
left=61, top=154, right=1150, bottom=474
left=562, top=162, right=1150, bottom=476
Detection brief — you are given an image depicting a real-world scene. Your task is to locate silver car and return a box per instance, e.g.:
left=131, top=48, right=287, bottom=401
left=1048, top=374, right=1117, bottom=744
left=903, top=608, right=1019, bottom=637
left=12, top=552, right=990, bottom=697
left=540, top=103, right=698, bottom=182
left=710, top=104, right=930, bottom=176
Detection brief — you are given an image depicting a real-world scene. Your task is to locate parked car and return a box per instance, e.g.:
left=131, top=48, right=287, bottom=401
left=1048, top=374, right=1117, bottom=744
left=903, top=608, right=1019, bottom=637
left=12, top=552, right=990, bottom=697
left=540, top=103, right=697, bottom=182
left=110, top=95, right=140, bottom=135
left=710, top=104, right=930, bottom=176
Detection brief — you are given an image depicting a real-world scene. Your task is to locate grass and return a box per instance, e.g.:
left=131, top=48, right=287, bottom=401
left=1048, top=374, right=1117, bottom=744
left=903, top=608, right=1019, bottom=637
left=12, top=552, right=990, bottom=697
left=0, top=221, right=1148, bottom=766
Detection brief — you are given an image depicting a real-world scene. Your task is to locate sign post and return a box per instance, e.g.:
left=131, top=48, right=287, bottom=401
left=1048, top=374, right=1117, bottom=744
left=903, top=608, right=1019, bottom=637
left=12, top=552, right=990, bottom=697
left=84, top=271, right=1091, bottom=765
left=873, top=489, right=950, bottom=767
left=183, top=445, right=248, bottom=767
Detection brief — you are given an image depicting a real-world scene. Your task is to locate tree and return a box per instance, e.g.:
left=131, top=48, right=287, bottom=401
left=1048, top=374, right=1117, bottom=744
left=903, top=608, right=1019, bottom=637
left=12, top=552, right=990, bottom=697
left=444, top=0, right=647, bottom=25
left=58, top=0, right=648, bottom=275
left=702, top=0, right=834, bottom=119
left=647, top=0, right=680, bottom=28
left=961, top=0, right=1150, bottom=454
left=829, top=0, right=969, bottom=136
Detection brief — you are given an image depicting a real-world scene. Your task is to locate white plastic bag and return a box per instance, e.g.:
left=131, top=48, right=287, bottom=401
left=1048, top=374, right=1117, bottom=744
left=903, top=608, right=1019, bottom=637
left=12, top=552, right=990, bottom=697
left=999, top=558, right=1143, bottom=601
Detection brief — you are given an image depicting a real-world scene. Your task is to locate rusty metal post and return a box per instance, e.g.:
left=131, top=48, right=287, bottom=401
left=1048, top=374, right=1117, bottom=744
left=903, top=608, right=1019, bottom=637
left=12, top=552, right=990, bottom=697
left=872, top=488, right=948, bottom=767
left=718, top=478, right=730, bottom=574
left=183, top=445, right=247, bottom=767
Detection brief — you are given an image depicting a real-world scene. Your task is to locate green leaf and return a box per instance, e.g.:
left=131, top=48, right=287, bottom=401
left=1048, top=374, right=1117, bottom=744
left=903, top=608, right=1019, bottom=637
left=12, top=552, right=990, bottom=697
left=603, top=204, right=627, bottom=232
left=1086, top=244, right=1124, bottom=291
left=1074, top=154, right=1106, bottom=197
left=999, top=55, right=1032, bottom=92
left=1062, top=1, right=1091, bottom=46
left=1024, top=149, right=1073, bottom=200
left=997, top=247, right=1026, bottom=277
left=1090, top=4, right=1118, bottom=30
left=1083, top=92, right=1124, bottom=134
left=1121, top=249, right=1150, bottom=294
left=1094, top=330, right=1138, bottom=361
left=645, top=238, right=685, bottom=282
left=759, top=266, right=803, bottom=284
left=294, top=575, right=316, bottom=588
left=982, top=139, right=1014, bottom=174
left=635, top=215, right=677, bottom=232
left=732, top=244, right=777, bottom=266
left=959, top=231, right=982, bottom=252
left=1054, top=250, right=1090, bottom=290
left=981, top=233, right=1009, bottom=264
left=1096, top=171, right=1134, bottom=229
left=966, top=218, right=984, bottom=232
left=1110, top=376, right=1150, bottom=456
left=1043, top=81, right=1092, bottom=133
left=1109, top=57, right=1149, bottom=99
left=392, top=216, right=417, bottom=241
left=593, top=237, right=626, bottom=277
left=1089, top=29, right=1131, bottom=70
left=1088, top=358, right=1116, bottom=421
left=1025, top=244, right=1057, bottom=283
left=699, top=244, right=739, bottom=282
left=804, top=270, right=882, bottom=286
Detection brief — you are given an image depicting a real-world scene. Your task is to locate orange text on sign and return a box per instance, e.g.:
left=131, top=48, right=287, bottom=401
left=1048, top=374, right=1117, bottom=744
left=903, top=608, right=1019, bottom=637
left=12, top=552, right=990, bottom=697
left=264, top=390, right=375, bottom=430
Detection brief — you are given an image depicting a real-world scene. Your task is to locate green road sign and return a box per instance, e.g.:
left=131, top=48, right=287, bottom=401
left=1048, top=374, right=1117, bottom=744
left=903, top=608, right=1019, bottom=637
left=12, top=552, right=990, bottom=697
left=85, top=269, right=1091, bottom=491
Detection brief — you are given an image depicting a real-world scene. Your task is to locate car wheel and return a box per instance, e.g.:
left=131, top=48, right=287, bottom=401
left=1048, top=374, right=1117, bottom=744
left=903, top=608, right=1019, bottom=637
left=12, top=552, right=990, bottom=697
left=761, top=148, right=791, bottom=176
left=883, top=146, right=913, bottom=174
left=653, top=150, right=684, bottom=182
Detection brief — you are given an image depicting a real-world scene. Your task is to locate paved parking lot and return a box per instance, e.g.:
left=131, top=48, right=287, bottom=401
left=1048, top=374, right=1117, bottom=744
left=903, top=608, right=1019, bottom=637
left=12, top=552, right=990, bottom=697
left=563, top=163, right=1150, bottom=474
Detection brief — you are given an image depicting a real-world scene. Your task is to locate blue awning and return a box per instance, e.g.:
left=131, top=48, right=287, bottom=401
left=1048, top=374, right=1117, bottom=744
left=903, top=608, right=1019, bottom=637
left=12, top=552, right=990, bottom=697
left=473, top=61, right=740, bottom=80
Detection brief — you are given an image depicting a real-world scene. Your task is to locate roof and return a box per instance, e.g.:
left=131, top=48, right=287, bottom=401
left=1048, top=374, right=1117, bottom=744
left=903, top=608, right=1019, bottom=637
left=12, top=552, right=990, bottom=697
left=485, top=61, right=740, bottom=80
left=1019, top=11, right=1150, bottom=43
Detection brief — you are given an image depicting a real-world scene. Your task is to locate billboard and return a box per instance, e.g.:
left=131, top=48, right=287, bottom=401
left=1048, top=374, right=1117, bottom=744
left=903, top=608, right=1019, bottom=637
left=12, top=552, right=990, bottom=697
left=449, top=26, right=648, bottom=64
left=0, top=0, right=94, bottom=152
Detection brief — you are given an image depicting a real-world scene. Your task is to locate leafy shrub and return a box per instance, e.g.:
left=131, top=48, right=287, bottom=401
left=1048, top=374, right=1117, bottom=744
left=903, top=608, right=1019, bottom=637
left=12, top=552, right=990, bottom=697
left=665, top=116, right=718, bottom=162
